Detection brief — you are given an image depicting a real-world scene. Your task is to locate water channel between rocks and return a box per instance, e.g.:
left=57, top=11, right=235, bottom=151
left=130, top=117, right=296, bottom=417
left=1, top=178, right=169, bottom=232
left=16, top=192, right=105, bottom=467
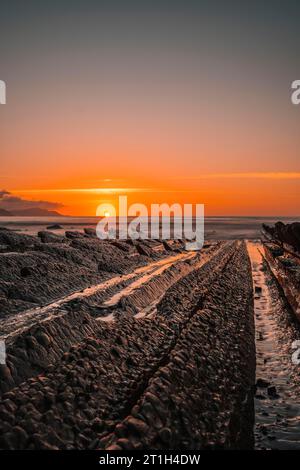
left=248, top=241, right=300, bottom=450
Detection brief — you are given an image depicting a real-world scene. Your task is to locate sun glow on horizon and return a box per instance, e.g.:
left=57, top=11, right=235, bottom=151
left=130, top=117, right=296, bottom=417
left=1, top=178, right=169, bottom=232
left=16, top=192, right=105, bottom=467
left=2, top=170, right=299, bottom=217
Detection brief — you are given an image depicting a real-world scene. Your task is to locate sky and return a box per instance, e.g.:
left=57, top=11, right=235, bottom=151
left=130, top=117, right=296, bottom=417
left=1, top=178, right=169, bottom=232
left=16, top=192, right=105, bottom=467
left=0, top=0, right=299, bottom=216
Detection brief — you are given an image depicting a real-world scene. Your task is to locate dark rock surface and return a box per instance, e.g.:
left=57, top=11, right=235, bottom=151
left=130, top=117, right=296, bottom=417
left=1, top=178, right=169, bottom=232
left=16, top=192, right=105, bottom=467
left=104, top=242, right=255, bottom=450
left=46, top=225, right=62, bottom=230
left=0, top=230, right=37, bottom=251
left=0, top=241, right=255, bottom=450
left=263, top=222, right=300, bottom=253
left=83, top=228, right=97, bottom=238
left=38, top=231, right=67, bottom=244
left=263, top=242, right=300, bottom=323
left=0, top=229, right=168, bottom=318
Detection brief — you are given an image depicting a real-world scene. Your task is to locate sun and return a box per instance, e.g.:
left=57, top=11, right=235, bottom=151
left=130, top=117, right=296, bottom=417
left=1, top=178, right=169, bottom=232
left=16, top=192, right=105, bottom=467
left=96, top=203, right=115, bottom=218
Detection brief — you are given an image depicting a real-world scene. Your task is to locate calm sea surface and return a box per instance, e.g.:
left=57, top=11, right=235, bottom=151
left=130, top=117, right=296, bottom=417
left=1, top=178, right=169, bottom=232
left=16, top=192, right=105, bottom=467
left=1, top=216, right=299, bottom=240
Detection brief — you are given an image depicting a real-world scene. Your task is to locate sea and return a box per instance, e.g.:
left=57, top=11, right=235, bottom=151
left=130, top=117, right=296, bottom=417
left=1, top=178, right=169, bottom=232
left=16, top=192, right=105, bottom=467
left=0, top=216, right=299, bottom=240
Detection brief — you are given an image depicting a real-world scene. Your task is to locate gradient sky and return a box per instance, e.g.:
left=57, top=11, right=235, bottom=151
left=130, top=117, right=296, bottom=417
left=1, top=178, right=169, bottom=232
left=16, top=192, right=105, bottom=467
left=0, top=0, right=299, bottom=215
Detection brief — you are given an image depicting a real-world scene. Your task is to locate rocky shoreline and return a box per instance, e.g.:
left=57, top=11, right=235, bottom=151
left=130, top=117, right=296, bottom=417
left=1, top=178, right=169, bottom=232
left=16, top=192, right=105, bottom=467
left=0, top=226, right=299, bottom=450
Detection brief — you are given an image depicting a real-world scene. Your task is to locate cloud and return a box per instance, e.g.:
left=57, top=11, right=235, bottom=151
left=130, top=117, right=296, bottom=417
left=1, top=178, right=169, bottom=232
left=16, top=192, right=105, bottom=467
left=0, top=190, right=62, bottom=211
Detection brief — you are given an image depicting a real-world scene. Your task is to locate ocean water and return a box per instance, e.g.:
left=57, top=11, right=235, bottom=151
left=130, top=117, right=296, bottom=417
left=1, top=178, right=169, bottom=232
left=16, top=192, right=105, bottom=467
left=0, top=216, right=299, bottom=240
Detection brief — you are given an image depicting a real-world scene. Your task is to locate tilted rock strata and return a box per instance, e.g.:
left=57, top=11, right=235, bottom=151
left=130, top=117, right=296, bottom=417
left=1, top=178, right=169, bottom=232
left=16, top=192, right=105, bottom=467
left=0, top=241, right=255, bottom=450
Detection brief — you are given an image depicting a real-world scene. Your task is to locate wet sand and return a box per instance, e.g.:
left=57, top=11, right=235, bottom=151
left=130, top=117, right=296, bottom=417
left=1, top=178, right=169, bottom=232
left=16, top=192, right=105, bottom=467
left=248, top=242, right=300, bottom=450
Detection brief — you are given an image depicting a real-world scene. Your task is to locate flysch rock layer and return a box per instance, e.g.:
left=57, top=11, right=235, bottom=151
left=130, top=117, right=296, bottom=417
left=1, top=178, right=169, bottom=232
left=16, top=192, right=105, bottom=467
left=0, top=240, right=255, bottom=450
left=0, top=229, right=175, bottom=317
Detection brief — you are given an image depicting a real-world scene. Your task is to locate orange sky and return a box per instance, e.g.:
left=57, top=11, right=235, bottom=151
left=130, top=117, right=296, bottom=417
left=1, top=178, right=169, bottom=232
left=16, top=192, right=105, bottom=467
left=1, top=90, right=300, bottom=216
left=6, top=173, right=299, bottom=216
left=1, top=2, right=300, bottom=216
